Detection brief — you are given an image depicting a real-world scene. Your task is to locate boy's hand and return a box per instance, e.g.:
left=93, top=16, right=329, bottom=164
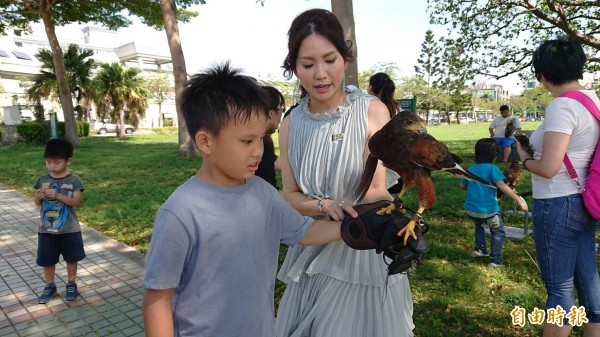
left=35, top=189, right=46, bottom=200
left=518, top=197, right=528, bottom=212
left=44, top=189, right=58, bottom=198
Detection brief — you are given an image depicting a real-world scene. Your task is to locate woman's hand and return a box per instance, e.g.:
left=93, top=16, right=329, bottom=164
left=320, top=198, right=358, bottom=221
left=515, top=140, right=530, bottom=162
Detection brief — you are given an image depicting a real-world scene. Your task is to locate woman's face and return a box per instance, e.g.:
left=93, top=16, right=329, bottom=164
left=294, top=33, right=347, bottom=110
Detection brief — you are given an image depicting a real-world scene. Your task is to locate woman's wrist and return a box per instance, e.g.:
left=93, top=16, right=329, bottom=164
left=522, top=157, right=534, bottom=171
left=317, top=198, right=327, bottom=215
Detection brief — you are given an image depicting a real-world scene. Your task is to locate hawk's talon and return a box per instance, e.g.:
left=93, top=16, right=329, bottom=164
left=376, top=203, right=396, bottom=215
left=397, top=219, right=417, bottom=246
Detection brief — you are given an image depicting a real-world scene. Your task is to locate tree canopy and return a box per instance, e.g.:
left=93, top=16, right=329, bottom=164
left=428, top=0, right=600, bottom=79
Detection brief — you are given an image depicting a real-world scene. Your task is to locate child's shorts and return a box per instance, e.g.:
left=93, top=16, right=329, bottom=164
left=37, top=232, right=86, bottom=267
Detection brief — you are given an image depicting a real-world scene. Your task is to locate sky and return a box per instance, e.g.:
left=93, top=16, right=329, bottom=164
left=47, top=0, right=523, bottom=94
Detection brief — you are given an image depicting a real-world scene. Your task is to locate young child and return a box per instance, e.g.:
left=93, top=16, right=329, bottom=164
left=255, top=85, right=285, bottom=188
left=142, top=62, right=348, bottom=337
left=33, top=138, right=85, bottom=303
left=460, top=138, right=528, bottom=267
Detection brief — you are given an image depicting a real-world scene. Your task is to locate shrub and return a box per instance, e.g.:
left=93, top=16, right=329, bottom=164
left=0, top=127, right=3, bottom=142
left=16, top=120, right=66, bottom=145
left=77, top=121, right=90, bottom=137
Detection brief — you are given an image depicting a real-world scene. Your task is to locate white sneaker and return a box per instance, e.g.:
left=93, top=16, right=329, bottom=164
left=489, top=262, right=504, bottom=267
left=473, top=249, right=490, bottom=257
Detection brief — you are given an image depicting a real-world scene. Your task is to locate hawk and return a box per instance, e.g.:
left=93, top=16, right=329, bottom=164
left=355, top=112, right=495, bottom=245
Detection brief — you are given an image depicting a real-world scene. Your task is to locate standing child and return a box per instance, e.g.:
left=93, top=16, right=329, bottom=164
left=460, top=138, right=528, bottom=267
left=142, top=62, right=348, bottom=337
left=33, top=138, right=85, bottom=303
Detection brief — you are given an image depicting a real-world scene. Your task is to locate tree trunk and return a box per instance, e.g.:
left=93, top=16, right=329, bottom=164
left=161, top=0, right=195, bottom=157
left=40, top=6, right=78, bottom=144
left=118, top=107, right=126, bottom=138
left=331, top=0, right=358, bottom=87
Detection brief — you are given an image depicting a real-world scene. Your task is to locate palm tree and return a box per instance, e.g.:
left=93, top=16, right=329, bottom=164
left=93, top=63, right=149, bottom=138
left=28, top=44, right=96, bottom=121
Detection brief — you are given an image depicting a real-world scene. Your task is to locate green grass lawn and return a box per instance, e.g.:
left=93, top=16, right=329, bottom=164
left=0, top=122, right=581, bottom=336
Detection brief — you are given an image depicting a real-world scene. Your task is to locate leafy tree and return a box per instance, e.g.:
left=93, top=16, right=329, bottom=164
left=93, top=63, right=149, bottom=138
left=28, top=44, right=96, bottom=122
left=0, top=0, right=199, bottom=144
left=145, top=70, right=171, bottom=128
left=428, top=0, right=600, bottom=80
left=158, top=0, right=206, bottom=157
left=415, top=29, right=442, bottom=122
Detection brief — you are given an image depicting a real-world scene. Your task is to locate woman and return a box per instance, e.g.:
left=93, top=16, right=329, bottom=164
left=367, top=72, right=399, bottom=118
left=367, top=72, right=402, bottom=194
left=275, top=8, right=414, bottom=337
left=516, top=37, right=600, bottom=336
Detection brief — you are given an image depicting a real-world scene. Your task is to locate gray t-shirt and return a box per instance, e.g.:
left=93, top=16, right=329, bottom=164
left=33, top=173, right=84, bottom=234
left=142, top=176, right=314, bottom=337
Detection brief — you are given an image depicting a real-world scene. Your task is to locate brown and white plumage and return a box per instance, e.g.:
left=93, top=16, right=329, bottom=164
left=355, top=112, right=495, bottom=244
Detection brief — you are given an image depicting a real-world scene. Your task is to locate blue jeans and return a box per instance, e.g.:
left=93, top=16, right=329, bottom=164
left=470, top=213, right=506, bottom=264
left=533, top=193, right=600, bottom=324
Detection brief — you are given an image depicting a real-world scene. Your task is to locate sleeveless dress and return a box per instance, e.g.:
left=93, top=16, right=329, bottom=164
left=275, top=91, right=414, bottom=337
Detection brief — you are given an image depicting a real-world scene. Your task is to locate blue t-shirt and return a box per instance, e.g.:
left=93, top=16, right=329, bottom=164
left=142, top=176, right=314, bottom=337
left=461, top=163, right=505, bottom=214
left=33, top=173, right=84, bottom=234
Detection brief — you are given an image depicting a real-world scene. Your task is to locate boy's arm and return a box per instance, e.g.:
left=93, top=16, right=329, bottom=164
left=143, top=288, right=175, bottom=337
left=44, top=189, right=83, bottom=207
left=300, top=220, right=341, bottom=246
left=496, top=180, right=528, bottom=211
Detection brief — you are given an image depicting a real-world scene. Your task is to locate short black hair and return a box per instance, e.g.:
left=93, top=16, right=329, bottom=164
left=474, top=138, right=499, bottom=164
left=499, top=105, right=509, bottom=112
left=262, top=85, right=286, bottom=111
left=532, top=37, right=585, bottom=86
left=44, top=138, right=73, bottom=159
left=180, top=62, right=270, bottom=138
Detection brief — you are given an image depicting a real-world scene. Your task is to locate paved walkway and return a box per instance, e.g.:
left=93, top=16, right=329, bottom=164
left=0, top=183, right=146, bottom=337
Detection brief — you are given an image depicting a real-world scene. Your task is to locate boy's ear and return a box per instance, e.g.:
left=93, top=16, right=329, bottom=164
left=66, top=158, right=73, bottom=165
left=195, top=130, right=212, bottom=155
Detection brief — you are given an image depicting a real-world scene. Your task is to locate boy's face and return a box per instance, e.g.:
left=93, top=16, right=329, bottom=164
left=199, top=112, right=267, bottom=187
left=45, top=157, right=71, bottom=176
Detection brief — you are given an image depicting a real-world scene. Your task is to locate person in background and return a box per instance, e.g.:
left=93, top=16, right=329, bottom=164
left=367, top=72, right=399, bottom=118
left=256, top=85, right=286, bottom=188
left=275, top=8, right=414, bottom=337
left=460, top=138, right=527, bottom=267
left=489, top=105, right=521, bottom=162
left=368, top=72, right=402, bottom=194
left=516, top=37, right=600, bottom=337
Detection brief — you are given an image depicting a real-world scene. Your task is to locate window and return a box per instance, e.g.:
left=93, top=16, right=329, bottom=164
left=0, top=50, right=8, bottom=58
left=14, top=42, right=22, bottom=47
left=14, top=29, right=21, bottom=36
left=12, top=51, right=31, bottom=60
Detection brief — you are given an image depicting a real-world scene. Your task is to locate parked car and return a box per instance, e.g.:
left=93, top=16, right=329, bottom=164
left=92, top=120, right=135, bottom=134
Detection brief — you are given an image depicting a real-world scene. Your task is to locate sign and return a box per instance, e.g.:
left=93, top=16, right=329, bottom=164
left=50, top=112, right=57, bottom=138
left=397, top=97, right=417, bottom=112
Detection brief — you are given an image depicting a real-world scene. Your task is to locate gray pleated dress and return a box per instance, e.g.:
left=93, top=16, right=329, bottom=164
left=275, top=91, right=414, bottom=337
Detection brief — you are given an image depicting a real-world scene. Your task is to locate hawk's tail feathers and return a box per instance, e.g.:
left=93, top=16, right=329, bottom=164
left=442, top=164, right=497, bottom=189
left=354, top=155, right=378, bottom=204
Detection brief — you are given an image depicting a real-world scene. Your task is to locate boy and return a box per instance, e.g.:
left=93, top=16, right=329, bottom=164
left=33, top=138, right=85, bottom=303
left=460, top=138, right=527, bottom=267
left=142, top=63, right=349, bottom=337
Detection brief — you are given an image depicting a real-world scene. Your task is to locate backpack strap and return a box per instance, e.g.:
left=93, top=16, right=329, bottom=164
left=558, top=91, right=600, bottom=192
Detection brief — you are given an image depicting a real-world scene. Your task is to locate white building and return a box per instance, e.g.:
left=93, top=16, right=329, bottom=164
left=0, top=23, right=176, bottom=128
